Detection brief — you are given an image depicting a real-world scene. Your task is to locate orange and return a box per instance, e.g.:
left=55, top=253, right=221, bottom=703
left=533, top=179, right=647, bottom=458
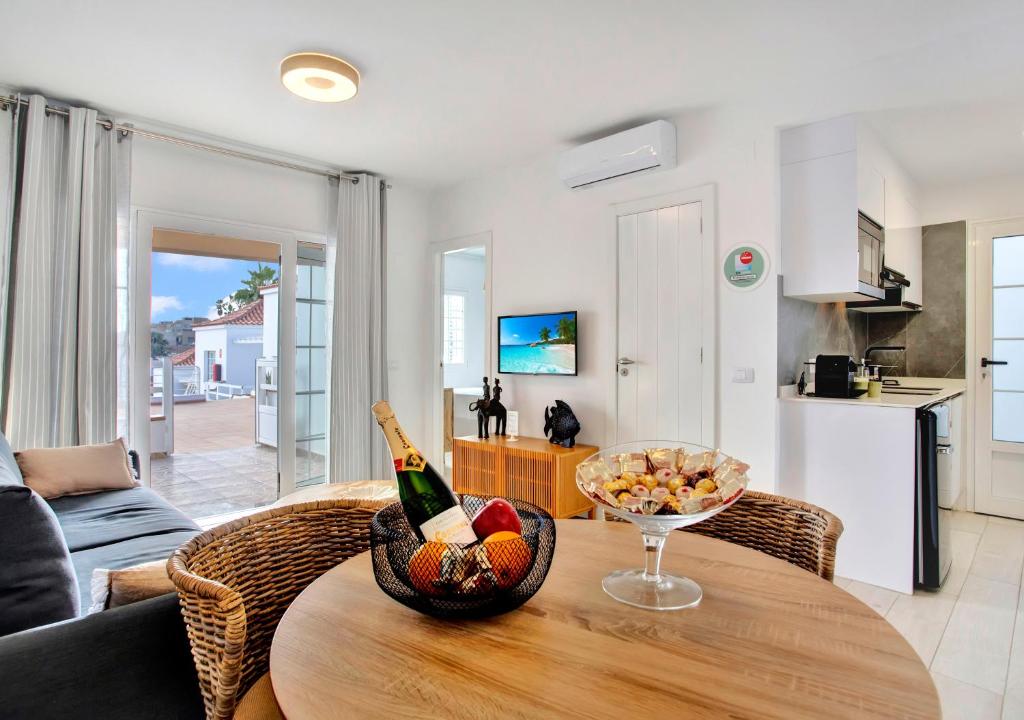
left=408, top=541, right=446, bottom=596
left=482, top=531, right=532, bottom=589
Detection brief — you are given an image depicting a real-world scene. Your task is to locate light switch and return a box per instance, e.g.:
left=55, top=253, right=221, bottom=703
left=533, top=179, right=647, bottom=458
left=732, top=367, right=755, bottom=383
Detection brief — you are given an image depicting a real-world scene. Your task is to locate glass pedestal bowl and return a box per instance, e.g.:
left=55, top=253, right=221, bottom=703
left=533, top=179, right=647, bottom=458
left=577, top=441, right=748, bottom=611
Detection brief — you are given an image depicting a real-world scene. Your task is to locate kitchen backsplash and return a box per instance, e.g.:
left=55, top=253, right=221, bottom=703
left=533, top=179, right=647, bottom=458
left=777, top=276, right=867, bottom=385
left=865, top=221, right=967, bottom=379
left=777, top=220, right=966, bottom=385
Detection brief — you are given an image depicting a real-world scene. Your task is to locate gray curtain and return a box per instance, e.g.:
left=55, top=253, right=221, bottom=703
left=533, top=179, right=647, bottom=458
left=328, top=174, right=389, bottom=481
left=2, top=95, right=125, bottom=449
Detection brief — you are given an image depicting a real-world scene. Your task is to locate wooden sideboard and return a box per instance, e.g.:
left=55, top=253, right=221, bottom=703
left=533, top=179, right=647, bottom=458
left=452, top=435, right=598, bottom=519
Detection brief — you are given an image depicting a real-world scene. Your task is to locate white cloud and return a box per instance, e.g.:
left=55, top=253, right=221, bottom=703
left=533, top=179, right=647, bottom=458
left=156, top=253, right=232, bottom=272
left=151, top=296, right=184, bottom=319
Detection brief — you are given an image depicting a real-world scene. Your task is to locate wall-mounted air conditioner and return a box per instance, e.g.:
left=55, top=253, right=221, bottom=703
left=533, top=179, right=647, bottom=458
left=557, top=120, right=676, bottom=189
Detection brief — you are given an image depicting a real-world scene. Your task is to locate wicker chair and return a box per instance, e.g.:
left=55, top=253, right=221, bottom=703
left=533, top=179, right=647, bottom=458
left=680, top=490, right=843, bottom=580
left=168, top=498, right=387, bottom=720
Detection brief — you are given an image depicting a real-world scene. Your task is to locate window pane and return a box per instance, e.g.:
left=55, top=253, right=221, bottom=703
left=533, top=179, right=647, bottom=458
left=310, top=348, right=326, bottom=393
left=310, top=303, right=327, bottom=346
left=994, top=287, right=1024, bottom=338
left=296, top=302, right=311, bottom=346
left=994, top=391, right=1024, bottom=443
left=993, top=235, right=1024, bottom=287
left=443, top=293, right=466, bottom=365
left=296, top=349, right=310, bottom=392
left=311, top=265, right=327, bottom=301
left=297, top=265, right=312, bottom=300
left=296, top=395, right=310, bottom=439
left=310, top=393, right=326, bottom=437
left=993, top=340, right=1024, bottom=392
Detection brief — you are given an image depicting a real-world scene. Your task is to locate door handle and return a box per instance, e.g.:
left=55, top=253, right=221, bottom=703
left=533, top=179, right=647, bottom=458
left=937, top=444, right=953, bottom=455
left=617, top=358, right=635, bottom=365
left=981, top=357, right=1008, bottom=367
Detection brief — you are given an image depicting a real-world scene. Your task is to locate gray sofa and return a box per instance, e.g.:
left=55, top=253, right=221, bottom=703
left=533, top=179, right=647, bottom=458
left=0, top=435, right=204, bottom=720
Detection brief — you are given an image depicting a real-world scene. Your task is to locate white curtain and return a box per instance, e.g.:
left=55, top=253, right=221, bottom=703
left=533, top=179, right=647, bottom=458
left=327, top=174, right=389, bottom=481
left=0, top=100, right=16, bottom=407
left=2, top=95, right=125, bottom=449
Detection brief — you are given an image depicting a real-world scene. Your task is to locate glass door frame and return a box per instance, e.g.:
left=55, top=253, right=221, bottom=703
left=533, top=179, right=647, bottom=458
left=129, top=208, right=325, bottom=498
left=971, top=217, right=1024, bottom=517
left=429, top=232, right=492, bottom=474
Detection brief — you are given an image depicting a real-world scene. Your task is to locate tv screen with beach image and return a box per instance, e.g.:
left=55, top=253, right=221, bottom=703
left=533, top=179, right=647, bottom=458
left=498, top=311, right=577, bottom=375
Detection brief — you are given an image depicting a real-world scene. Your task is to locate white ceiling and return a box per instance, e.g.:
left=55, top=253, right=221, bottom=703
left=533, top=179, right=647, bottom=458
left=1, top=1, right=1023, bottom=188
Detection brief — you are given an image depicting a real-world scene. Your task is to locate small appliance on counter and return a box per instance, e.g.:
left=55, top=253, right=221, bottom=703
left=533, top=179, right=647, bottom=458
left=810, top=355, right=864, bottom=398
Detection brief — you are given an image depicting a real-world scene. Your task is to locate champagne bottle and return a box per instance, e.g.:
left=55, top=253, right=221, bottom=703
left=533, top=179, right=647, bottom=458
left=372, top=401, right=478, bottom=545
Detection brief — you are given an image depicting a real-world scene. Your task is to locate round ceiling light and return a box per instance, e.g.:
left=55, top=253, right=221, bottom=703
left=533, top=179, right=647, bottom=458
left=280, top=52, right=359, bottom=102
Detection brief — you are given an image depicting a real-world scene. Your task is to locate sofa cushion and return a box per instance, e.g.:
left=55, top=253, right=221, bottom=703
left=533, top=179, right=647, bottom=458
left=0, top=432, right=24, bottom=486
left=89, top=560, right=177, bottom=613
left=49, top=486, right=200, bottom=553
left=0, top=486, right=80, bottom=636
left=69, top=530, right=199, bottom=611
left=16, top=438, right=137, bottom=499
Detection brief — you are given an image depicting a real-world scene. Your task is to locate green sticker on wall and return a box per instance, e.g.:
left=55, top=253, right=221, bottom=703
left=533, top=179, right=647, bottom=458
left=723, top=244, right=769, bottom=290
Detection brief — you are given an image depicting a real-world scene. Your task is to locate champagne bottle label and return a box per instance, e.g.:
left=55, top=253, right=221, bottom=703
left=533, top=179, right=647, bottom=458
left=419, top=505, right=479, bottom=544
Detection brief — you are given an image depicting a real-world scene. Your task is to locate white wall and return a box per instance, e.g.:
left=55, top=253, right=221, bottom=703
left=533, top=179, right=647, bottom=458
left=385, top=184, right=433, bottom=447
left=921, top=174, right=1024, bottom=225
left=442, top=252, right=486, bottom=390
left=225, top=326, right=262, bottom=392
left=430, top=107, right=780, bottom=490
left=193, top=326, right=225, bottom=390
left=261, top=288, right=279, bottom=359
left=131, top=138, right=329, bottom=234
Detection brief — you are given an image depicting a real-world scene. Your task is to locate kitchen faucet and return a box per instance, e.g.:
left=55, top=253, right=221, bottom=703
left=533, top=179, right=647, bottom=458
left=862, top=345, right=906, bottom=380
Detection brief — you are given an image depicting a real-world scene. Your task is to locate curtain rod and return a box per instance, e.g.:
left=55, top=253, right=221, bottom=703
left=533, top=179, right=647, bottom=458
left=0, top=94, right=360, bottom=184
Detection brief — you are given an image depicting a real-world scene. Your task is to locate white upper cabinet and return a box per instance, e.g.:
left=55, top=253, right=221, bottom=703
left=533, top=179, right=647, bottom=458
left=781, top=115, right=921, bottom=305
left=883, top=189, right=923, bottom=308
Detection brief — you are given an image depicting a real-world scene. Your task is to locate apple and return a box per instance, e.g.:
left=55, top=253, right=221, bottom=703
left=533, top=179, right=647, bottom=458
left=471, top=498, right=522, bottom=538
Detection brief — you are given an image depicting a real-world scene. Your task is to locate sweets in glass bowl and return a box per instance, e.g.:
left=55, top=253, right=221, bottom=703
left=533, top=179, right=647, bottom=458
left=577, top=446, right=750, bottom=516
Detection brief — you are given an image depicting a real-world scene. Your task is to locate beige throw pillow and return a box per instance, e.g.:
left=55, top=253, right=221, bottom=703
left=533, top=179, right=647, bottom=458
left=90, top=560, right=175, bottom=613
left=16, top=438, right=137, bottom=499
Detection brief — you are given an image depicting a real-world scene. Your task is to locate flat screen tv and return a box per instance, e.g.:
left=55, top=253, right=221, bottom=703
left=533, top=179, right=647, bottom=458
left=497, top=311, right=577, bottom=376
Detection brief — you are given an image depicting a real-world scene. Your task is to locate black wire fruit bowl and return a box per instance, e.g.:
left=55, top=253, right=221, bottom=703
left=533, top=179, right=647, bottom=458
left=370, top=494, right=556, bottom=619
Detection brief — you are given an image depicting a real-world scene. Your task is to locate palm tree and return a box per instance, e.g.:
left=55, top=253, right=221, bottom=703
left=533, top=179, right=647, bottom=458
left=233, top=264, right=279, bottom=304
left=556, top=316, right=576, bottom=344
left=539, top=326, right=551, bottom=343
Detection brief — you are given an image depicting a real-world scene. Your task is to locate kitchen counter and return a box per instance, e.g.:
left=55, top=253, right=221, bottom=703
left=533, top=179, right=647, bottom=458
left=780, top=377, right=965, bottom=409
left=777, top=376, right=966, bottom=594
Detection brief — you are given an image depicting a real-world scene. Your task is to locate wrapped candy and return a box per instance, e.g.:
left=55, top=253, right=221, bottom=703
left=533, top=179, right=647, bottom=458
left=617, top=453, right=647, bottom=475
left=578, top=458, right=616, bottom=485
left=645, top=448, right=677, bottom=470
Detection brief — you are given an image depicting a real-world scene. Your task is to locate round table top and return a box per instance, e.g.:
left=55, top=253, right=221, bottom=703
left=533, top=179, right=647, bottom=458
left=270, top=520, right=938, bottom=720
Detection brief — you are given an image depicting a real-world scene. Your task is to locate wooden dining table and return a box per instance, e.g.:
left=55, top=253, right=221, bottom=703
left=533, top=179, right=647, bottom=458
left=270, top=520, right=939, bottom=719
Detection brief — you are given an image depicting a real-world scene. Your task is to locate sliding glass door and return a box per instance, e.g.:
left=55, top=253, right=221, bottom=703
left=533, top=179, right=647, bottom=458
left=295, top=245, right=328, bottom=488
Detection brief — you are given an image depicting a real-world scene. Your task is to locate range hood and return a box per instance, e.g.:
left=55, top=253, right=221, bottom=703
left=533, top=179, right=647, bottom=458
left=848, top=266, right=921, bottom=313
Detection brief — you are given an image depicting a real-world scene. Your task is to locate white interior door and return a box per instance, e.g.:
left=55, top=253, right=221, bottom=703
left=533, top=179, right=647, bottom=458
left=615, top=202, right=704, bottom=444
left=974, top=219, right=1024, bottom=519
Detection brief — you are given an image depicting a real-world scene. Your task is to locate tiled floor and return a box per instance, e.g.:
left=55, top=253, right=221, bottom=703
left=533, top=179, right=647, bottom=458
left=149, top=397, right=326, bottom=519
left=835, top=511, right=1024, bottom=719
left=156, top=396, right=259, bottom=453
left=151, top=445, right=278, bottom=519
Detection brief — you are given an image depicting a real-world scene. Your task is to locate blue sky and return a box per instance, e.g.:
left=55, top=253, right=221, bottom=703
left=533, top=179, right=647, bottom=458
left=499, top=312, right=575, bottom=345
left=151, top=253, right=278, bottom=321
